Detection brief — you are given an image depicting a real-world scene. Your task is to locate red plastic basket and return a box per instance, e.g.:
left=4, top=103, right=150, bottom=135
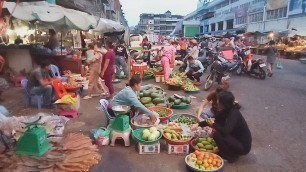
left=149, top=106, right=173, bottom=122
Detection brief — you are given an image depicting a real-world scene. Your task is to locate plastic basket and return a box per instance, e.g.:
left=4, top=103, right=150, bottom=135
left=190, top=138, right=218, bottom=153
left=169, top=114, right=198, bottom=123
left=162, top=130, right=193, bottom=145
left=185, top=152, right=224, bottom=172
left=149, top=106, right=173, bottom=122
left=132, top=128, right=162, bottom=144
left=130, top=118, right=160, bottom=130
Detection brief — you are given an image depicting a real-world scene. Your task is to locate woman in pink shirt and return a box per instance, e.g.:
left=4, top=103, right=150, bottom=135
left=161, top=42, right=178, bottom=82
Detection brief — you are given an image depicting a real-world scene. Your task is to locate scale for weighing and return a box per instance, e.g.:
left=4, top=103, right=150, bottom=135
left=16, top=117, right=50, bottom=157
left=111, top=105, right=131, bottom=131
left=138, top=142, right=160, bottom=154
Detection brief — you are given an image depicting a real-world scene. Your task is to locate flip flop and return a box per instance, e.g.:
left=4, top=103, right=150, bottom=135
left=83, top=95, right=92, bottom=100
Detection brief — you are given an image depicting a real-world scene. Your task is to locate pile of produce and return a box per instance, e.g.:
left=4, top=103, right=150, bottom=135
left=186, top=151, right=223, bottom=171
left=154, top=109, right=170, bottom=117
left=141, top=127, right=161, bottom=141
left=173, top=115, right=197, bottom=125
left=166, top=78, right=184, bottom=86
left=163, top=126, right=191, bottom=141
left=166, top=122, right=181, bottom=130
left=191, top=126, right=214, bottom=138
left=139, top=87, right=166, bottom=107
left=184, top=83, right=200, bottom=92
left=205, top=118, right=215, bottom=124
left=0, top=133, right=101, bottom=172
left=193, top=137, right=218, bottom=153
left=168, top=94, right=191, bottom=107
left=144, top=68, right=154, bottom=80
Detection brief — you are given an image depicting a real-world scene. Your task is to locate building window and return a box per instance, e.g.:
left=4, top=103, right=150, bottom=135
left=211, top=23, right=216, bottom=31
left=204, top=25, right=209, bottom=32
left=226, top=19, right=234, bottom=29
left=218, top=21, right=223, bottom=30
left=249, top=12, right=263, bottom=22
left=266, top=7, right=288, bottom=20
left=236, top=16, right=247, bottom=24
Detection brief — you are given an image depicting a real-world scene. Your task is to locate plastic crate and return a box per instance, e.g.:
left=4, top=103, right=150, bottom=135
left=138, top=142, right=160, bottom=154
left=167, top=143, right=189, bottom=154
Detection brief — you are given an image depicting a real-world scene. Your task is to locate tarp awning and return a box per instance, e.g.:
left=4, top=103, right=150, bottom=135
left=4, top=1, right=98, bottom=31
left=93, top=18, right=125, bottom=33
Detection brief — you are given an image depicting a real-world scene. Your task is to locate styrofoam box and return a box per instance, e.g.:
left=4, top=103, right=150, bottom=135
left=167, top=143, right=189, bottom=154
left=138, top=142, right=160, bottom=155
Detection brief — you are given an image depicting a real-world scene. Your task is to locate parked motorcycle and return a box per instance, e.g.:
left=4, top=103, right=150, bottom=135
left=204, top=54, right=243, bottom=91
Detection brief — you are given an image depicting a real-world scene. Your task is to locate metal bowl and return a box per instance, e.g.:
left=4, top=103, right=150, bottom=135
left=112, top=105, right=131, bottom=115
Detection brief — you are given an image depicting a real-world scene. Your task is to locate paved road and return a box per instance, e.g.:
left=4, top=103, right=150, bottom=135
left=3, top=56, right=306, bottom=172
left=90, top=57, right=306, bottom=172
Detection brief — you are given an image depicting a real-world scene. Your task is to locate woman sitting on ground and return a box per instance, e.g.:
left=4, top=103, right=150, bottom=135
left=109, top=75, right=157, bottom=122
left=193, top=91, right=252, bottom=163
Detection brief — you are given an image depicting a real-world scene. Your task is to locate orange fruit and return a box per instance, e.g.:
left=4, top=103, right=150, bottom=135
left=194, top=150, right=200, bottom=156
left=208, top=158, right=213, bottom=164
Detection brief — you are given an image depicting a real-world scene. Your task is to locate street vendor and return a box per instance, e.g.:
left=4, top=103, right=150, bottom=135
left=161, top=41, right=178, bottom=82
left=184, top=55, right=205, bottom=86
left=46, top=29, right=59, bottom=50
left=109, top=75, right=157, bottom=122
left=142, top=39, right=152, bottom=67
left=193, top=91, right=252, bottom=163
left=27, top=60, right=55, bottom=108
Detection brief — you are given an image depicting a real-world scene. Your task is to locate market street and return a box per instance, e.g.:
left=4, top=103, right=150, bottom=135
left=2, top=56, right=306, bottom=171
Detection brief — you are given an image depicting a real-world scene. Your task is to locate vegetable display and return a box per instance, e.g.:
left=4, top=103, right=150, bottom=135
left=141, top=127, right=161, bottom=141
left=184, top=84, right=200, bottom=92
left=168, top=94, right=191, bottom=108
left=155, top=109, right=169, bottom=117
left=163, top=126, right=191, bottom=141
left=174, top=116, right=197, bottom=125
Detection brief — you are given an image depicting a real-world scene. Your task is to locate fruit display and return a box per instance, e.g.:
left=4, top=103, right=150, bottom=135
left=173, top=115, right=197, bottom=125
left=138, top=87, right=167, bottom=107
left=141, top=127, right=161, bottom=141
left=205, top=118, right=215, bottom=125
left=184, top=83, right=200, bottom=92
left=149, top=106, right=173, bottom=122
left=192, top=137, right=219, bottom=153
left=163, top=126, right=191, bottom=142
left=168, top=94, right=191, bottom=107
left=186, top=151, right=223, bottom=171
left=166, top=122, right=181, bottom=130
left=166, top=77, right=184, bottom=86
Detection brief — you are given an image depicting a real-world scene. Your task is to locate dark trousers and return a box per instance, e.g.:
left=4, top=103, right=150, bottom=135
left=186, top=70, right=203, bottom=82
left=181, top=50, right=187, bottom=59
left=213, top=131, right=250, bottom=161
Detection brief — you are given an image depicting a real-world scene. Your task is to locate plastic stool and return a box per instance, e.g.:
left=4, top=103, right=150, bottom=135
left=110, top=128, right=131, bottom=147
left=59, top=110, right=78, bottom=118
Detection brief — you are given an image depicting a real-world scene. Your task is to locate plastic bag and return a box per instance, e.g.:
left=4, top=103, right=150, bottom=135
left=91, top=127, right=110, bottom=139
left=276, top=59, right=283, bottom=69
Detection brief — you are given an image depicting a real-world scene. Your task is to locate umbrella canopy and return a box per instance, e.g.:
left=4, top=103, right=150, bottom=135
left=94, top=18, right=125, bottom=33
left=3, top=1, right=97, bottom=31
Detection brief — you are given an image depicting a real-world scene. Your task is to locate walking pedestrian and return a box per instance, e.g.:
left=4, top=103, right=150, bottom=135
left=83, top=43, right=104, bottom=100
left=100, top=40, right=115, bottom=99
left=115, top=40, right=128, bottom=79
left=266, top=40, right=278, bottom=77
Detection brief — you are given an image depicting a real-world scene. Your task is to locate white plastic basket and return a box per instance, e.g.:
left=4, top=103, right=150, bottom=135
left=155, top=75, right=164, bottom=83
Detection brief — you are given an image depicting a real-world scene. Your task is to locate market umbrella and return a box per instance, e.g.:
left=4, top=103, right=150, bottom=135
left=4, top=1, right=98, bottom=31
left=94, top=18, right=124, bottom=33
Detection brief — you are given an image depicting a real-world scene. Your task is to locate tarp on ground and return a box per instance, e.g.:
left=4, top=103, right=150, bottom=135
left=3, top=1, right=97, bottom=31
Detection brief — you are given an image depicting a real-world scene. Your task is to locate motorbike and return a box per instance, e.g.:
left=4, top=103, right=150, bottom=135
left=204, top=54, right=243, bottom=91
left=238, top=47, right=266, bottom=80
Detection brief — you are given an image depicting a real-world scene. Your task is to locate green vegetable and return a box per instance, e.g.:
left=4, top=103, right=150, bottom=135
left=150, top=93, right=163, bottom=99
left=143, top=90, right=152, bottom=97
left=140, top=97, right=152, bottom=104
left=139, top=93, right=144, bottom=98
left=152, top=98, right=165, bottom=105
left=174, top=99, right=182, bottom=105
left=168, top=96, right=176, bottom=102
left=157, top=103, right=167, bottom=107
left=185, top=97, right=191, bottom=104
left=155, top=109, right=169, bottom=117
left=144, top=103, right=155, bottom=107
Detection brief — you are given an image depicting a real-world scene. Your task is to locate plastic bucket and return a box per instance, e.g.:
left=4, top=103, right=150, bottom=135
left=155, top=75, right=164, bottom=83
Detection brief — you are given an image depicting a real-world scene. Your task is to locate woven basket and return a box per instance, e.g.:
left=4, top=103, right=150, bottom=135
left=149, top=106, right=173, bottom=122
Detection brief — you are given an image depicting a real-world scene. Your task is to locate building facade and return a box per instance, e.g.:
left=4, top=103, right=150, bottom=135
left=188, top=0, right=306, bottom=36
left=136, top=11, right=183, bottom=35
